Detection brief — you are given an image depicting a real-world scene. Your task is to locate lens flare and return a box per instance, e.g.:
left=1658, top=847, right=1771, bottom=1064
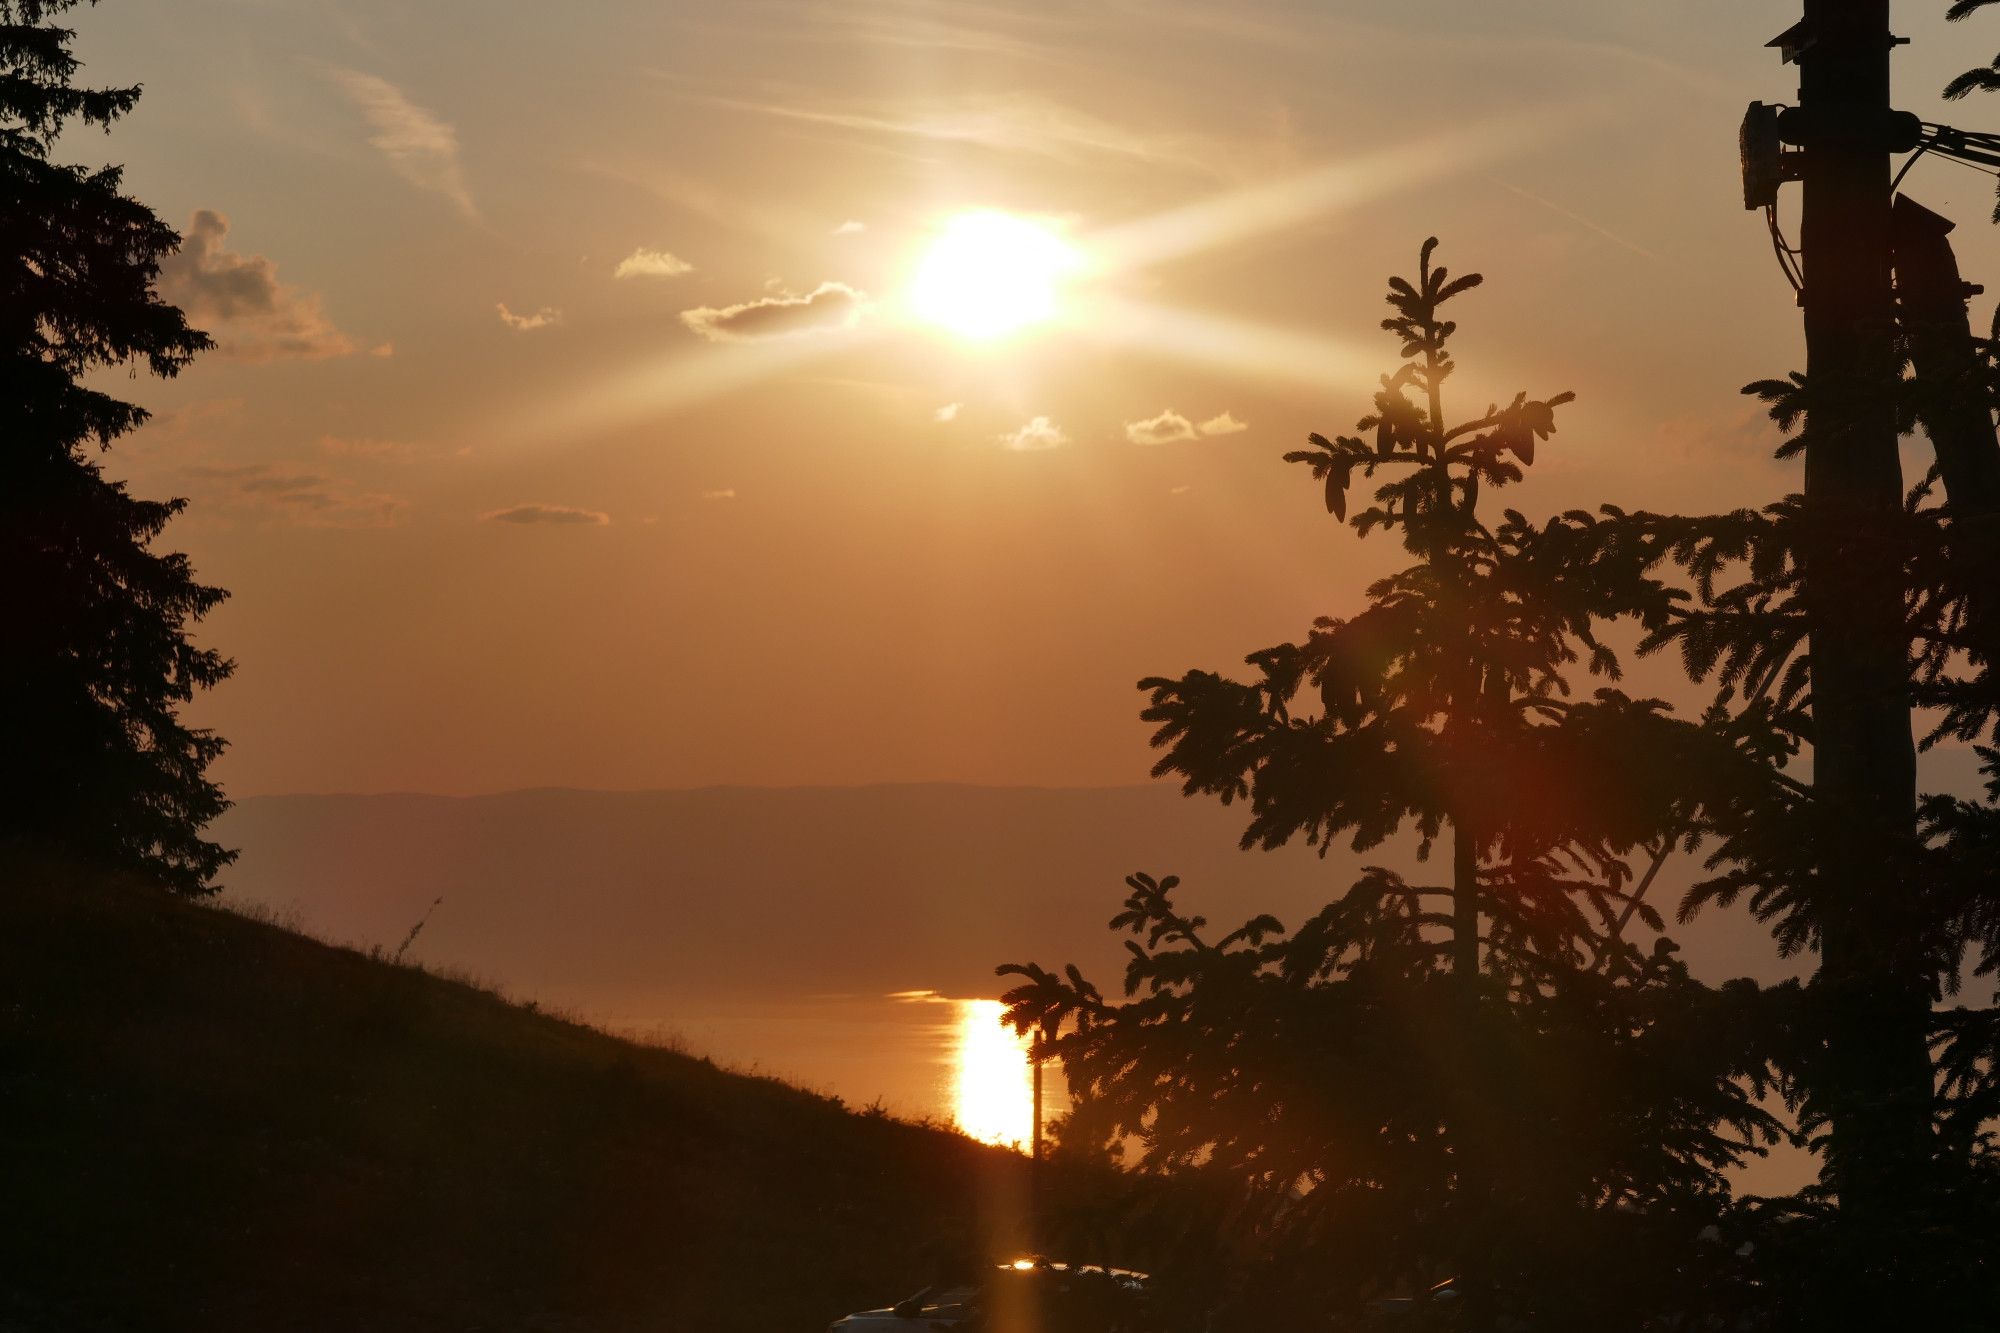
left=909, top=211, right=1082, bottom=340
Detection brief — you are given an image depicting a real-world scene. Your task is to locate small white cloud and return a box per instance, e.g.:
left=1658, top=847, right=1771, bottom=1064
left=680, top=281, right=865, bottom=342
left=1169, top=484, right=1191, bottom=495
left=1001, top=416, right=1066, bottom=451
left=614, top=247, right=695, bottom=279
left=832, top=219, right=866, bottom=236
left=934, top=402, right=961, bottom=423
left=1125, top=409, right=1198, bottom=446
left=701, top=488, right=737, bottom=501
left=1197, top=410, right=1248, bottom=436
left=497, top=302, right=561, bottom=332
left=328, top=69, right=476, bottom=219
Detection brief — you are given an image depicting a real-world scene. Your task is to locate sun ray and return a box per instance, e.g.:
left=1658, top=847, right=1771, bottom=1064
left=1080, top=295, right=1379, bottom=391
left=1082, top=110, right=1566, bottom=277
left=490, top=324, right=883, bottom=448
left=488, top=110, right=1574, bottom=447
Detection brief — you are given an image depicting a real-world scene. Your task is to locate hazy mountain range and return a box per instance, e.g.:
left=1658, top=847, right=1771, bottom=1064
left=216, top=783, right=1800, bottom=1020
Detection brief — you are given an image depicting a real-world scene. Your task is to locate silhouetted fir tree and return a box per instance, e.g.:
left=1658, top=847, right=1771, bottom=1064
left=1, top=1, right=233, bottom=893
left=1947, top=0, right=2000, bottom=221
left=1002, top=244, right=1785, bottom=1331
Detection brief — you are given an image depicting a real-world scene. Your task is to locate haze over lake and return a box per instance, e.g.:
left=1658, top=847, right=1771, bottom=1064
left=217, top=782, right=1814, bottom=1149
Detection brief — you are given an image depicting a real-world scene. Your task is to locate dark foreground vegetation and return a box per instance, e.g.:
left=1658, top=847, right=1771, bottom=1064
left=15, top=3, right=2000, bottom=1331
left=0, top=855, right=1047, bottom=1333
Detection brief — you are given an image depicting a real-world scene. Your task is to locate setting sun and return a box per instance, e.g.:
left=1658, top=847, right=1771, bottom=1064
left=908, top=211, right=1082, bottom=341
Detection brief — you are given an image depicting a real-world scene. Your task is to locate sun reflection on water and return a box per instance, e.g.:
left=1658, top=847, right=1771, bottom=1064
left=952, top=999, right=1035, bottom=1149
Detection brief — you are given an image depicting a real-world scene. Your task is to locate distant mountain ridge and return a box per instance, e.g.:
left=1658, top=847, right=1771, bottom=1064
left=217, top=783, right=1796, bottom=1019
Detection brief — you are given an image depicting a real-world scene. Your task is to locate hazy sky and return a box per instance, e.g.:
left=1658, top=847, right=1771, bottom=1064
left=74, top=1, right=2000, bottom=796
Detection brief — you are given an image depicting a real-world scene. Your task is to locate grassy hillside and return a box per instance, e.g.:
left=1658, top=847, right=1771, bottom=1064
left=0, top=856, right=1039, bottom=1333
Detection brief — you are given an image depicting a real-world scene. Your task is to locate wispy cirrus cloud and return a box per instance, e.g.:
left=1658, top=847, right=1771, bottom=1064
left=328, top=69, right=476, bottom=219
left=482, top=503, right=611, bottom=526
left=692, top=89, right=1224, bottom=173
left=1001, top=416, right=1066, bottom=451
left=721, top=4, right=1065, bottom=62
left=680, top=281, right=865, bottom=342
left=158, top=210, right=362, bottom=362
left=183, top=462, right=405, bottom=527
left=318, top=435, right=414, bottom=459
left=615, top=247, right=695, bottom=279
left=496, top=303, right=562, bottom=332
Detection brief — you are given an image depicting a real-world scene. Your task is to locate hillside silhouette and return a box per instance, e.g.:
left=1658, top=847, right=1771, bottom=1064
left=2, top=855, right=1040, bottom=1333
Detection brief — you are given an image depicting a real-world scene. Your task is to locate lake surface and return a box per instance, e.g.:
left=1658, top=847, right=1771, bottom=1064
left=584, top=987, right=1068, bottom=1148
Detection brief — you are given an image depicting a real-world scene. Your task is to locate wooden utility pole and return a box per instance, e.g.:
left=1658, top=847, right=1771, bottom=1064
left=1783, top=0, right=1935, bottom=1290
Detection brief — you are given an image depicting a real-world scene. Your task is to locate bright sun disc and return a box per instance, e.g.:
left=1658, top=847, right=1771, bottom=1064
left=909, top=211, right=1081, bottom=340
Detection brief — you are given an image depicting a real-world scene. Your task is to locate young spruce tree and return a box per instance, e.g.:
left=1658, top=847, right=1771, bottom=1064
left=1, top=1, right=233, bottom=892
left=1003, top=243, right=1782, bottom=1331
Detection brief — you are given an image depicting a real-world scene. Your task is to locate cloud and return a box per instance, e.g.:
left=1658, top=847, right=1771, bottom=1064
left=125, top=396, right=246, bottom=459
left=934, top=402, right=961, bottom=423
left=328, top=69, right=476, bottom=218
left=157, top=211, right=360, bottom=362
left=1122, top=407, right=1250, bottom=444
left=1125, top=409, right=1198, bottom=445
left=316, top=434, right=463, bottom=462
left=831, top=219, right=866, bottom=235
left=318, top=435, right=412, bottom=458
left=482, top=503, right=611, bottom=526
left=182, top=462, right=404, bottom=527
left=701, top=488, right=737, bottom=501
left=497, top=302, right=562, bottom=332
left=679, top=281, right=865, bottom=342
left=1000, top=416, right=1066, bottom=451
left=614, top=247, right=695, bottom=279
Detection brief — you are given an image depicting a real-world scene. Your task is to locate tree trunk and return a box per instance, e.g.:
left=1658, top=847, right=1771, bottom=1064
left=1892, top=195, right=2000, bottom=666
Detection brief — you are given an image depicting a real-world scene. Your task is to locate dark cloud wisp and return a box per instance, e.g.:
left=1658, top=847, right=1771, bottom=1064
left=157, top=211, right=360, bottom=362
left=482, top=503, right=612, bottom=526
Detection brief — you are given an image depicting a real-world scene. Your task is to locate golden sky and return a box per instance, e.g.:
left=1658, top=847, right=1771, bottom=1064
left=80, top=0, right=2000, bottom=796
